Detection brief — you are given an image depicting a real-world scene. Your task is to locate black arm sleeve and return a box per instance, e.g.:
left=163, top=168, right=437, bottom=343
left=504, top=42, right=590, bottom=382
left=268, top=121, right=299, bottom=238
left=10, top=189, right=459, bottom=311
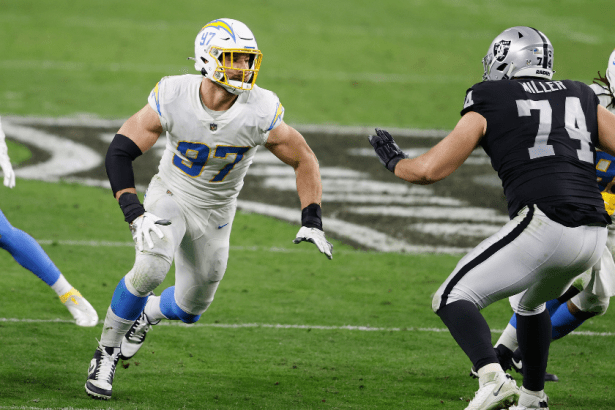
left=301, top=203, right=323, bottom=230
left=105, top=134, right=143, bottom=197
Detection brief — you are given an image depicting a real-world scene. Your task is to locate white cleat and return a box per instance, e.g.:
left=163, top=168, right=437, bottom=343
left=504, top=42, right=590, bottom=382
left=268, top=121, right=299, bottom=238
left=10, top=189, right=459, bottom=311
left=465, top=371, right=519, bottom=410
left=120, top=309, right=159, bottom=360
left=509, top=386, right=549, bottom=409
left=61, top=288, right=99, bottom=327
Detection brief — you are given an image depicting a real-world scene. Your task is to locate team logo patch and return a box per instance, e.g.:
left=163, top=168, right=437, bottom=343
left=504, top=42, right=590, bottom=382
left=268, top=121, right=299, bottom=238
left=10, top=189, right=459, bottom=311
left=202, top=20, right=236, bottom=42
left=493, top=40, right=511, bottom=62
left=210, top=123, right=218, bottom=131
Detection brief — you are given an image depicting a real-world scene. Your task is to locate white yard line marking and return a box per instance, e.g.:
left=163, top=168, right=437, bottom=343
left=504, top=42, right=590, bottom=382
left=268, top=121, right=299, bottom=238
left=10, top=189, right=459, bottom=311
left=237, top=200, right=473, bottom=253
left=349, top=205, right=510, bottom=223
left=2, top=122, right=102, bottom=180
left=0, top=317, right=612, bottom=337
left=0, top=115, right=493, bottom=254
left=33, top=239, right=373, bottom=254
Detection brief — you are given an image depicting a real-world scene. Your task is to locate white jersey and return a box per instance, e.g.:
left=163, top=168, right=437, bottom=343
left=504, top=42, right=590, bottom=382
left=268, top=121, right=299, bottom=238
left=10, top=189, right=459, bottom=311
left=590, top=83, right=615, bottom=114
left=147, top=74, right=284, bottom=208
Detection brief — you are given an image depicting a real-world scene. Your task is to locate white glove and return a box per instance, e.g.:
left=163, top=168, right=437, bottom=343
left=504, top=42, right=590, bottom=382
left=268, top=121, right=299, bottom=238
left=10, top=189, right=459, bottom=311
left=130, top=212, right=167, bottom=251
left=293, top=226, right=333, bottom=260
left=0, top=153, right=15, bottom=188
left=0, top=122, right=15, bottom=189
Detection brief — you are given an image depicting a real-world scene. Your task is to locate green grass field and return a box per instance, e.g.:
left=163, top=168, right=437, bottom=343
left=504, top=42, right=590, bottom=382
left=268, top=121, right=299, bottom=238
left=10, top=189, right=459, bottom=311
left=1, top=0, right=614, bottom=129
left=1, top=0, right=615, bottom=409
left=2, top=180, right=614, bottom=409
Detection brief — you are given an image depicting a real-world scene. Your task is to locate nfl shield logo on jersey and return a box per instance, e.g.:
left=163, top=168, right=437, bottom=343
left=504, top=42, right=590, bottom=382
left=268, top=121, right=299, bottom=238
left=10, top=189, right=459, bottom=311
left=494, top=40, right=511, bottom=62
left=210, top=123, right=218, bottom=132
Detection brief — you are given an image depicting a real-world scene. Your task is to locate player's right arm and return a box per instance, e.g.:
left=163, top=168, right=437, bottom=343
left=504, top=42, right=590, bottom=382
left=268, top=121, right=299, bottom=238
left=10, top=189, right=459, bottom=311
left=105, top=104, right=167, bottom=251
left=112, top=104, right=163, bottom=200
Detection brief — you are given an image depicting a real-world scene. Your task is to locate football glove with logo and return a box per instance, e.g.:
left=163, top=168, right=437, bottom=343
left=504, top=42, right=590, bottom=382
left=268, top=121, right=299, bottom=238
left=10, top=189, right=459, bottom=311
left=368, top=128, right=407, bottom=172
left=293, top=226, right=333, bottom=260
left=130, top=212, right=170, bottom=252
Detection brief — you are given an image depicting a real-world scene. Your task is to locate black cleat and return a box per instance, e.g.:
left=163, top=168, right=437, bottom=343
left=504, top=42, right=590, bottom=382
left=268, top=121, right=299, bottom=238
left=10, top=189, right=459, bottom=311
left=85, top=344, right=120, bottom=400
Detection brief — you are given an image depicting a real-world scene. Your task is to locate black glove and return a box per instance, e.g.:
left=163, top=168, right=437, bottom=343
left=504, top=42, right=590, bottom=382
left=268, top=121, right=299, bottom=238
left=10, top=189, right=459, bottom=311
left=368, top=128, right=407, bottom=172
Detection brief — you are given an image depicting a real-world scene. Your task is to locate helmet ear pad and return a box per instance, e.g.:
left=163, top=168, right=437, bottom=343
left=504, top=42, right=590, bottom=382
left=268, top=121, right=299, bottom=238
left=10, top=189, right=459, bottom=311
left=199, top=57, right=208, bottom=76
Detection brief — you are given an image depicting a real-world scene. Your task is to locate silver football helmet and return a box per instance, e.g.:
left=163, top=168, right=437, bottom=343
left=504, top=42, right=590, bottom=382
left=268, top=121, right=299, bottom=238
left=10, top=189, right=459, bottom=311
left=482, top=26, right=554, bottom=81
left=192, top=18, right=262, bottom=95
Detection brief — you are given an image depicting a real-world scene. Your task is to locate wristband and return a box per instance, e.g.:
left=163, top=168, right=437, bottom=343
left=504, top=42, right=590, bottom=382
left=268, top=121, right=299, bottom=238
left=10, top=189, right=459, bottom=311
left=118, top=192, right=145, bottom=224
left=301, top=203, right=323, bottom=231
left=387, top=155, right=405, bottom=172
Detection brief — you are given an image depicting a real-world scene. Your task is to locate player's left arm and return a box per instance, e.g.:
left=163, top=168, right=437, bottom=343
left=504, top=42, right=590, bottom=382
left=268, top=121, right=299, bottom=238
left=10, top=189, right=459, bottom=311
left=265, top=121, right=322, bottom=208
left=265, top=121, right=332, bottom=259
left=369, top=111, right=486, bottom=184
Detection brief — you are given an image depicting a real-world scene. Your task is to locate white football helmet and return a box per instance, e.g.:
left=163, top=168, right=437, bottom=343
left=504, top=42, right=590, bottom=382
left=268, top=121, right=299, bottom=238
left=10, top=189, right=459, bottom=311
left=606, top=48, right=615, bottom=97
left=192, top=18, right=262, bottom=95
left=482, top=26, right=554, bottom=81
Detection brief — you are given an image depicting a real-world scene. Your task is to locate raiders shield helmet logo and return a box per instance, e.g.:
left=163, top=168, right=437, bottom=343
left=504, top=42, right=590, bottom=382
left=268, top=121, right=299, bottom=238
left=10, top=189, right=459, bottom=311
left=493, top=40, right=511, bottom=62
left=210, top=123, right=218, bottom=131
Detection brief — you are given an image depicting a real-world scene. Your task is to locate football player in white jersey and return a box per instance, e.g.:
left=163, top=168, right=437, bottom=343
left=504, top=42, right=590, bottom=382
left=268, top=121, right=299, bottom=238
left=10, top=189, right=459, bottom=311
left=85, top=18, right=332, bottom=400
left=0, top=116, right=98, bottom=327
left=489, top=48, right=615, bottom=382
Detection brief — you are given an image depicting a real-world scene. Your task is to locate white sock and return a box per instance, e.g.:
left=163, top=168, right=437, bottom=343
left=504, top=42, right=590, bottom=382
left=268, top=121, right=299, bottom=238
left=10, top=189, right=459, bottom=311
left=494, top=323, right=519, bottom=352
left=520, top=386, right=544, bottom=397
left=51, top=275, right=73, bottom=297
left=144, top=296, right=168, bottom=322
left=477, top=363, right=504, bottom=379
left=100, top=307, right=136, bottom=347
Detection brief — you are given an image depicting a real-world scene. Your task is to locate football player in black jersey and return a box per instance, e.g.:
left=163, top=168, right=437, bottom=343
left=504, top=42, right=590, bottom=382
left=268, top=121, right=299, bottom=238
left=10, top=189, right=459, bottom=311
left=369, top=27, right=615, bottom=410
left=488, top=48, right=615, bottom=385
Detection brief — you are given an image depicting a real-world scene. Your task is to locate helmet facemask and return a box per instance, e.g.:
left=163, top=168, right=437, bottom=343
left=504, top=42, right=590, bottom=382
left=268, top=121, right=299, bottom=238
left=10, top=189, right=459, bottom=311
left=482, top=52, right=515, bottom=82
left=200, top=47, right=262, bottom=93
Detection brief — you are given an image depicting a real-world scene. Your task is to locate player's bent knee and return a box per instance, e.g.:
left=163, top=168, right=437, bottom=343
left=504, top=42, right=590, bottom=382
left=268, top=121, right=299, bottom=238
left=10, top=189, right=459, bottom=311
left=203, top=241, right=229, bottom=282
left=571, top=292, right=610, bottom=317
left=127, top=254, right=172, bottom=295
left=586, top=298, right=610, bottom=316
left=512, top=302, right=546, bottom=317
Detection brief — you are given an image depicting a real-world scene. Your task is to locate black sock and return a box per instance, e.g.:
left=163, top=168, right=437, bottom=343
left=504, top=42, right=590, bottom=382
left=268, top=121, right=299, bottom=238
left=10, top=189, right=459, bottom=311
left=437, top=300, right=498, bottom=371
left=516, top=310, right=551, bottom=391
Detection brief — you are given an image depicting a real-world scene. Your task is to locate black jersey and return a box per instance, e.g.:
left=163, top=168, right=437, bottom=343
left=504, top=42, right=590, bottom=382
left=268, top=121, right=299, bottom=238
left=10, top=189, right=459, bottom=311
left=461, top=78, right=610, bottom=227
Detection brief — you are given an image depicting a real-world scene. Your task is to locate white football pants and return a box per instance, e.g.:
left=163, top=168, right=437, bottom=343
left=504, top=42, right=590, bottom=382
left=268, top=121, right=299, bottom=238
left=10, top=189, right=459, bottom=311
left=570, top=237, right=615, bottom=315
left=432, top=205, right=607, bottom=316
left=125, top=176, right=236, bottom=316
